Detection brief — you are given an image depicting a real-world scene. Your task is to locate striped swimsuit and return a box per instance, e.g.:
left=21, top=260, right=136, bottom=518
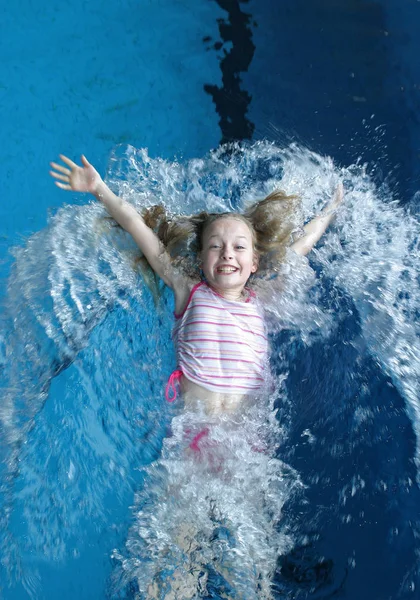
left=171, top=281, right=268, bottom=395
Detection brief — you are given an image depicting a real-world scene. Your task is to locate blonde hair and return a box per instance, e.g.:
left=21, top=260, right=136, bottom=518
left=140, top=189, right=300, bottom=279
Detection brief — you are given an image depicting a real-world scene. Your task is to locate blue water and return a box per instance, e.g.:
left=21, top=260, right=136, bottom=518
left=1, top=1, right=420, bottom=599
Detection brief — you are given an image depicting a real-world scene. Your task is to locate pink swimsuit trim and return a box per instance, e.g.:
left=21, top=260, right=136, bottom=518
left=174, top=281, right=255, bottom=320
left=165, top=368, right=183, bottom=402
left=189, top=427, right=209, bottom=452
left=167, top=284, right=203, bottom=401
left=174, top=282, right=203, bottom=319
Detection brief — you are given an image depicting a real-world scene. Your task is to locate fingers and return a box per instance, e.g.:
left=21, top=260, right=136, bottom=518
left=50, top=170, right=69, bottom=183
left=335, top=182, right=344, bottom=202
left=81, top=154, right=90, bottom=166
left=54, top=181, right=72, bottom=191
left=59, top=154, right=78, bottom=169
left=331, top=182, right=344, bottom=207
left=50, top=161, right=71, bottom=176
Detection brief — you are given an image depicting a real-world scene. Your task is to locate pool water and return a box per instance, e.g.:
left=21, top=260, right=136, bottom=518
left=1, top=1, right=420, bottom=599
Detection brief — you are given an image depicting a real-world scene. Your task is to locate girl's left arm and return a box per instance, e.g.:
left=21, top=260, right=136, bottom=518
left=290, top=182, right=343, bottom=256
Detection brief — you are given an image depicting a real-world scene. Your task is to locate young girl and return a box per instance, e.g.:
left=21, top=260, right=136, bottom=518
left=50, top=154, right=343, bottom=598
left=50, top=154, right=343, bottom=416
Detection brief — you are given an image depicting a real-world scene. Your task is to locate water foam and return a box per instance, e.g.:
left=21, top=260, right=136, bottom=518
left=1, top=141, right=419, bottom=596
left=111, top=404, right=300, bottom=599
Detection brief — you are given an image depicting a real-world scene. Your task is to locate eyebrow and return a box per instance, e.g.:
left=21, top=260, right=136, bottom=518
left=208, top=234, right=249, bottom=240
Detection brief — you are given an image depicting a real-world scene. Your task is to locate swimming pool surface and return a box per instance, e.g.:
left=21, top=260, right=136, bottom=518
left=1, top=1, right=420, bottom=598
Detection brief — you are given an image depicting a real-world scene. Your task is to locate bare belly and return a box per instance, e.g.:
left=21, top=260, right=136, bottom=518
left=180, top=375, right=250, bottom=415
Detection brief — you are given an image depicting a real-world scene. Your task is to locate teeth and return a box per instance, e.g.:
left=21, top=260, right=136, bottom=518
left=218, top=267, right=237, bottom=272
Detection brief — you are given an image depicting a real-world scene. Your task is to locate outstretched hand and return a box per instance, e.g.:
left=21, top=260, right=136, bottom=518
left=290, top=181, right=344, bottom=256
left=329, top=181, right=344, bottom=212
left=50, top=155, right=102, bottom=194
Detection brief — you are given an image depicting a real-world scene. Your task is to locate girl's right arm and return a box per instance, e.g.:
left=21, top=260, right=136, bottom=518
left=50, top=154, right=191, bottom=305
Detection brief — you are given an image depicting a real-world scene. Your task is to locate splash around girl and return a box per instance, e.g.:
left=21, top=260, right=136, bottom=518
left=50, top=154, right=343, bottom=415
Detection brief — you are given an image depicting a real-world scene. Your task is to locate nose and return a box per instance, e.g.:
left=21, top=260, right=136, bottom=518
left=221, top=246, right=233, bottom=260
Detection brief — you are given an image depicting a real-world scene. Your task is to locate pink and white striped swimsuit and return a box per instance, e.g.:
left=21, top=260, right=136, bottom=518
left=171, top=281, right=268, bottom=395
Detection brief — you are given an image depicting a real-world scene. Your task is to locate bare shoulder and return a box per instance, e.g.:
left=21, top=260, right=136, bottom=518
left=173, top=275, right=198, bottom=315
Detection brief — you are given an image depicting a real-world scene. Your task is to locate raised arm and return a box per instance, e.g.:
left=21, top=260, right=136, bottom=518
left=50, top=155, right=189, bottom=300
left=290, top=182, right=344, bottom=256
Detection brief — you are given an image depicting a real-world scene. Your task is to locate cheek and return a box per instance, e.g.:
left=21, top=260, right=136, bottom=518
left=199, top=252, right=206, bottom=267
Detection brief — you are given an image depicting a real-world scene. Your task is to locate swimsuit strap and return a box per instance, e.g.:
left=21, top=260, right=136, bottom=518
left=165, top=368, right=183, bottom=402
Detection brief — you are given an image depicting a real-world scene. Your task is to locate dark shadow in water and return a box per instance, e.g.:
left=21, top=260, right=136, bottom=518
left=203, top=0, right=255, bottom=144
left=272, top=289, right=420, bottom=599
left=243, top=0, right=420, bottom=200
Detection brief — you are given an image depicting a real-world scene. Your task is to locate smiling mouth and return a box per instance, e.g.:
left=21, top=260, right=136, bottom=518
left=216, top=266, right=238, bottom=273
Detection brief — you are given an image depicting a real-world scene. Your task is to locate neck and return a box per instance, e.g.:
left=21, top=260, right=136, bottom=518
left=210, top=284, right=246, bottom=302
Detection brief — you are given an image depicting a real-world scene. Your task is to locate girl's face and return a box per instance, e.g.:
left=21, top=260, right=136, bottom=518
left=200, top=217, right=258, bottom=299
